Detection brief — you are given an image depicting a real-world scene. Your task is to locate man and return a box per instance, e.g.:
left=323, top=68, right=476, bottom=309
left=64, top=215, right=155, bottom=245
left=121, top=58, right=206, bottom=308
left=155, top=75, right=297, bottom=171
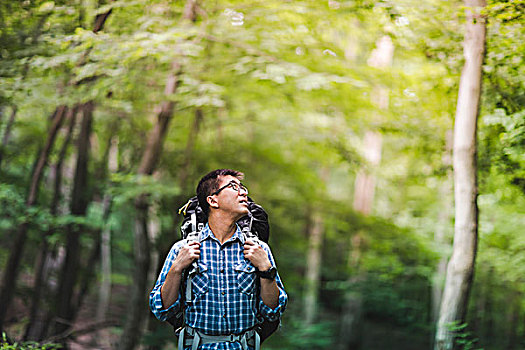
left=150, top=169, right=287, bottom=350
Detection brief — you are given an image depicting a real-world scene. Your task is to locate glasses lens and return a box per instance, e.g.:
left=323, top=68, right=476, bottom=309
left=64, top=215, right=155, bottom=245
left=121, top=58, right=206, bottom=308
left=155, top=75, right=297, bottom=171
left=228, top=182, right=248, bottom=194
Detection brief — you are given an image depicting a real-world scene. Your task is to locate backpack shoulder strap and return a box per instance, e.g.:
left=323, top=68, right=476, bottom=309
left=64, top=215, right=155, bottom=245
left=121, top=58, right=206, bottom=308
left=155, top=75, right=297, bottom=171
left=184, top=213, right=205, bottom=304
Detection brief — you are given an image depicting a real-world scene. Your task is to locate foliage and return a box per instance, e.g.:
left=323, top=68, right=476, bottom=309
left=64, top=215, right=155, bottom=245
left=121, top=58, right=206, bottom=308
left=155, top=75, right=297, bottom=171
left=0, top=334, right=61, bottom=350
left=445, top=322, right=483, bottom=350
left=268, top=318, right=336, bottom=350
left=0, top=0, right=523, bottom=349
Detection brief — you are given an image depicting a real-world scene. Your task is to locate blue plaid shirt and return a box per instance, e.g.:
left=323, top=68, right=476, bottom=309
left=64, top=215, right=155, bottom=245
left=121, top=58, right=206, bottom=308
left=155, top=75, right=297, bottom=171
left=150, top=224, right=287, bottom=349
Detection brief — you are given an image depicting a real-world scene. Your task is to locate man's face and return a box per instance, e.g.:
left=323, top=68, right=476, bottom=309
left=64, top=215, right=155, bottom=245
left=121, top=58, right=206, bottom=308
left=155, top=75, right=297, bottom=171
left=212, top=175, right=249, bottom=219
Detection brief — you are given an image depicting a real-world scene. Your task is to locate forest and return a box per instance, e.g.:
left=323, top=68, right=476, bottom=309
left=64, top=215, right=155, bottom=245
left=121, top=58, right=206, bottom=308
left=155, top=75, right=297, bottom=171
left=0, top=0, right=523, bottom=349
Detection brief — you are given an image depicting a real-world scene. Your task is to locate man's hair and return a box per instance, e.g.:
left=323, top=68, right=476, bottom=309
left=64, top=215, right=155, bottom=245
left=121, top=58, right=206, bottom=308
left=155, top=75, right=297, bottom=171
left=196, top=169, right=244, bottom=216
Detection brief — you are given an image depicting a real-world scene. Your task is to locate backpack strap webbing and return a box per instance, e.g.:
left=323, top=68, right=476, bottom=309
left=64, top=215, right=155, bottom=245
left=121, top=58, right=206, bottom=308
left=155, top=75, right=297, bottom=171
left=178, top=326, right=260, bottom=350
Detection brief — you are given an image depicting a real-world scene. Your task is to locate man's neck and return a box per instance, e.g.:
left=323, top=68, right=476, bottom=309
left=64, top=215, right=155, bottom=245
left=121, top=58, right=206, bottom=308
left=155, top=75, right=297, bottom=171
left=208, top=212, right=238, bottom=244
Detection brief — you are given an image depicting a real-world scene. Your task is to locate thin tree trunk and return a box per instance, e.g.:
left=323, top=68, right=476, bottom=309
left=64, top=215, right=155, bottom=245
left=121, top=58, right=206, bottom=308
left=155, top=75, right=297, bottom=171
left=352, top=131, right=382, bottom=215
left=96, top=136, right=118, bottom=324
left=303, top=168, right=329, bottom=326
left=25, top=106, right=79, bottom=340
left=340, top=129, right=383, bottom=350
left=74, top=129, right=118, bottom=321
left=483, top=267, right=494, bottom=345
left=435, top=1, right=486, bottom=349
left=142, top=203, right=161, bottom=346
left=73, top=133, right=117, bottom=347
left=470, top=270, right=484, bottom=341
left=506, top=290, right=520, bottom=350
left=339, top=232, right=364, bottom=350
left=53, top=102, right=94, bottom=337
left=303, top=211, right=324, bottom=326
left=0, top=105, right=17, bottom=169
left=94, top=196, right=113, bottom=347
left=0, top=105, right=68, bottom=332
left=75, top=220, right=104, bottom=312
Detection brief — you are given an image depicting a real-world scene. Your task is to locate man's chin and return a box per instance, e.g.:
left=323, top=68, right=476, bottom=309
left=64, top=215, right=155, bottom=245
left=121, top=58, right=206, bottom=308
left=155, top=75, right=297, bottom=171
left=236, top=207, right=250, bottom=218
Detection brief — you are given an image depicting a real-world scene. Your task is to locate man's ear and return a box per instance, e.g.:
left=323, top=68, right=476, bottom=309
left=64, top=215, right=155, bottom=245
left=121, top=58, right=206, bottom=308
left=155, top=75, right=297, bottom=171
left=207, top=195, right=219, bottom=210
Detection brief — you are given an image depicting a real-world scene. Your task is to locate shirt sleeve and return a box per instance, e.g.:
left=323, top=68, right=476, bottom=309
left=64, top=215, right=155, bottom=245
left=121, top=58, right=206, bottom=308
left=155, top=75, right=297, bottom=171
left=149, top=241, right=184, bottom=321
left=257, top=242, right=288, bottom=322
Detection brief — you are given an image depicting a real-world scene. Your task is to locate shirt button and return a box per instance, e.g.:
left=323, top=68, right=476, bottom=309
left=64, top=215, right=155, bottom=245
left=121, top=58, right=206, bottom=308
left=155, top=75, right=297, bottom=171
left=221, top=291, right=225, bottom=295
left=220, top=269, right=225, bottom=273
left=223, top=313, right=226, bottom=318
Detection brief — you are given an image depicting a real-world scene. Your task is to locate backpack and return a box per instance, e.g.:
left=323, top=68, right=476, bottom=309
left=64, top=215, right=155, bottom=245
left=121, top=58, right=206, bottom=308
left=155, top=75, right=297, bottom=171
left=166, top=196, right=279, bottom=343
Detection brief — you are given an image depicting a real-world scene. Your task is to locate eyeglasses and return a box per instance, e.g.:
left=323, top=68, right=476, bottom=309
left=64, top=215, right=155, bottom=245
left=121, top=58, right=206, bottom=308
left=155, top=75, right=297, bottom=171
left=211, top=181, right=248, bottom=196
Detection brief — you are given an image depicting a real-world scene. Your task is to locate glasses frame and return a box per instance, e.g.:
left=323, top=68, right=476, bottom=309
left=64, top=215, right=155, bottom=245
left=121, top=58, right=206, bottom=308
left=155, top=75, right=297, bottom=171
left=211, top=181, right=248, bottom=196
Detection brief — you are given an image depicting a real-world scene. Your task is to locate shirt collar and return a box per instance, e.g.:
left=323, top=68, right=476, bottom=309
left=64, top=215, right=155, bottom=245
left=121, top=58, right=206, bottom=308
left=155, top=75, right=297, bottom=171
left=201, top=223, right=245, bottom=244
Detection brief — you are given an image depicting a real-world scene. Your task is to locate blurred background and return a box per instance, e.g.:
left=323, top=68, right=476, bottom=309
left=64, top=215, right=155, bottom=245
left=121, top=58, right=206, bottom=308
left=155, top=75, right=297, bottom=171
left=0, top=0, right=523, bottom=349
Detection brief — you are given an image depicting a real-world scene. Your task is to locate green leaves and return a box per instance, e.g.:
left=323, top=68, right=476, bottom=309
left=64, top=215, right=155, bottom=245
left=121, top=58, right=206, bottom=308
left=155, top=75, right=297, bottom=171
left=1, top=332, right=62, bottom=350
left=0, top=0, right=523, bottom=347
left=109, top=173, right=180, bottom=204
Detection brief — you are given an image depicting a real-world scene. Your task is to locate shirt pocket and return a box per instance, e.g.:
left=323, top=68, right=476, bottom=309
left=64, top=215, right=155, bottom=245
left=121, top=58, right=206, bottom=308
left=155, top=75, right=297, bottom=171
left=234, top=261, right=257, bottom=295
left=191, top=262, right=209, bottom=296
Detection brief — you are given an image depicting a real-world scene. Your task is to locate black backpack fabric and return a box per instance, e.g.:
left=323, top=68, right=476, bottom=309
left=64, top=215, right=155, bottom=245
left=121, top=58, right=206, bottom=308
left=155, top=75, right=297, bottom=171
left=166, top=196, right=279, bottom=342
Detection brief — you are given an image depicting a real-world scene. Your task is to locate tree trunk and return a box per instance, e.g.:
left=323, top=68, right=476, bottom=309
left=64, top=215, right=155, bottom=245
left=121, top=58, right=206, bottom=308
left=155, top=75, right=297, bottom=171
left=53, top=102, right=94, bottom=337
left=340, top=35, right=392, bottom=350
left=470, top=269, right=484, bottom=341
left=339, top=233, right=364, bottom=350
left=72, top=133, right=117, bottom=348
left=142, top=203, right=161, bottom=348
left=76, top=132, right=121, bottom=320
left=340, top=129, right=382, bottom=350
left=0, top=105, right=17, bottom=169
left=0, top=105, right=68, bottom=333
left=75, top=225, right=102, bottom=313
left=93, top=195, right=113, bottom=347
left=506, top=290, right=520, bottom=350
left=352, top=131, right=382, bottom=215
left=96, top=136, right=118, bottom=324
left=117, top=62, right=182, bottom=350
left=24, top=106, right=79, bottom=341
left=432, top=130, right=453, bottom=328
left=483, top=267, right=494, bottom=345
left=434, top=1, right=486, bottom=349
left=303, top=210, right=324, bottom=326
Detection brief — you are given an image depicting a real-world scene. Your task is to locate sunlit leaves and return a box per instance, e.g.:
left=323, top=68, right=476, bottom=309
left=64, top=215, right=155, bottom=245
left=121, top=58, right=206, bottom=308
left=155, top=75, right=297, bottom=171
left=0, top=0, right=523, bottom=346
